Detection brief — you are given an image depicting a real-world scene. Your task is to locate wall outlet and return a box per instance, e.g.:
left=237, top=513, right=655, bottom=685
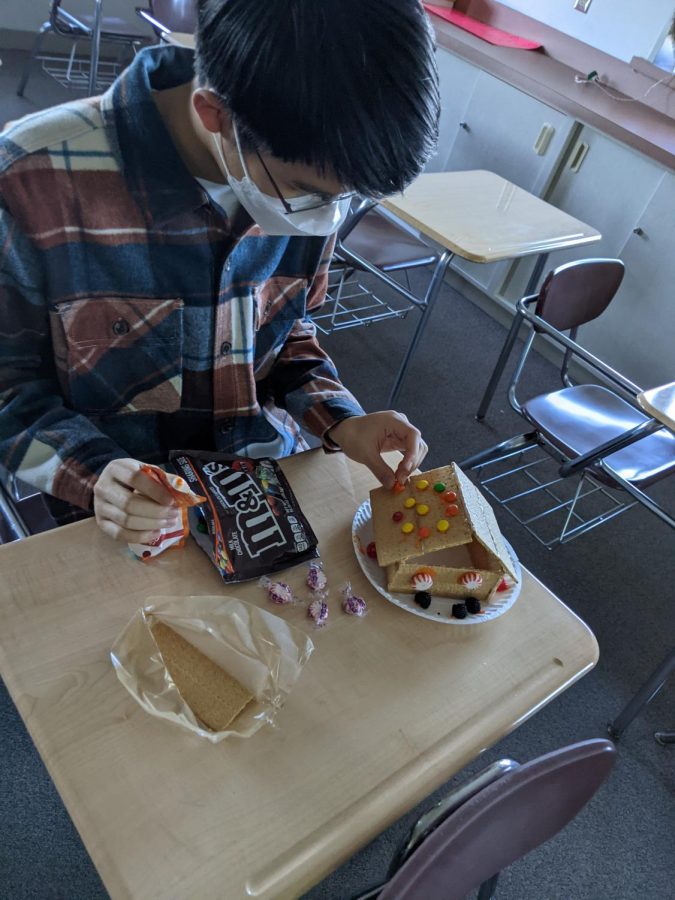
left=574, top=0, right=592, bottom=11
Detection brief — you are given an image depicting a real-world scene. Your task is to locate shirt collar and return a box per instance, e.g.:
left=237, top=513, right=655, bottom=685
left=101, top=45, right=209, bottom=226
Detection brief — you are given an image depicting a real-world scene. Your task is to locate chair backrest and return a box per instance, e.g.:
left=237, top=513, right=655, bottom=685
left=149, top=0, right=198, bottom=34
left=535, top=258, right=625, bottom=332
left=379, top=738, right=615, bottom=900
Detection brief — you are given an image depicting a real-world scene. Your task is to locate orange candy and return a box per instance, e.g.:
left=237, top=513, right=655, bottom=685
left=392, top=481, right=406, bottom=494
left=418, top=526, right=431, bottom=539
left=441, top=490, right=457, bottom=503
left=445, top=504, right=459, bottom=517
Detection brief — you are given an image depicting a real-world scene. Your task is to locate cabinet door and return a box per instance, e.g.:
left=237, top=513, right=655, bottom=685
left=443, top=71, right=571, bottom=292
left=425, top=49, right=479, bottom=174
left=580, top=170, right=675, bottom=388
left=502, top=127, right=665, bottom=304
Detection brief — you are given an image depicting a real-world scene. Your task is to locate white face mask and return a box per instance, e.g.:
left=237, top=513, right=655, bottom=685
left=212, top=123, right=350, bottom=237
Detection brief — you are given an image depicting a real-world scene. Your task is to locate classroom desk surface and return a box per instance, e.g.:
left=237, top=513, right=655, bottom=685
left=381, top=170, right=601, bottom=263
left=637, top=382, right=675, bottom=433
left=0, top=451, right=598, bottom=900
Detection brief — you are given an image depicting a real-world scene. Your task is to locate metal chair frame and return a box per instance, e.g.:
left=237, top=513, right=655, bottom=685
left=17, top=0, right=151, bottom=98
left=462, top=282, right=675, bottom=548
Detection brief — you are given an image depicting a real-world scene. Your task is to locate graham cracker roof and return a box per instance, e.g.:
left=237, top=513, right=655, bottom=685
left=370, top=462, right=516, bottom=580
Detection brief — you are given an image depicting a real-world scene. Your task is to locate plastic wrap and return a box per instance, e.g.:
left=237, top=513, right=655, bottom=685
left=110, top=596, right=314, bottom=743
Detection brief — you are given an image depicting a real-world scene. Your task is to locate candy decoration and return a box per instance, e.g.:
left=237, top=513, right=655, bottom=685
left=308, top=598, right=329, bottom=626
left=411, top=572, right=433, bottom=591
left=433, top=482, right=446, bottom=492
left=497, top=577, right=510, bottom=592
left=415, top=479, right=429, bottom=490
left=401, top=522, right=414, bottom=534
left=452, top=602, right=468, bottom=620
left=414, top=591, right=432, bottom=609
left=307, top=561, right=328, bottom=593
left=459, top=571, right=483, bottom=590
left=466, top=597, right=482, bottom=615
left=436, top=519, right=449, bottom=533
left=366, top=541, right=378, bottom=560
left=392, top=481, right=406, bottom=494
left=445, top=504, right=459, bottom=517
left=441, top=490, right=457, bottom=503
left=260, top=576, right=294, bottom=605
left=392, top=511, right=403, bottom=522
left=418, top=526, right=431, bottom=539
left=404, top=497, right=416, bottom=509
left=416, top=503, right=429, bottom=515
left=341, top=583, right=367, bottom=617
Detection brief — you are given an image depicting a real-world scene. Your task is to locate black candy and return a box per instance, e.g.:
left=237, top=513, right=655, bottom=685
left=452, top=602, right=468, bottom=620
left=414, top=591, right=432, bottom=609
left=466, top=597, right=481, bottom=615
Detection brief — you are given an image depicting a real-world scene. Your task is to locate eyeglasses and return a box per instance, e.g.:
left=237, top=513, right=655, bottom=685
left=254, top=150, right=357, bottom=215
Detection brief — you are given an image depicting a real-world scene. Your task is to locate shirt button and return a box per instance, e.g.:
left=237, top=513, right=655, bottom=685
left=220, top=419, right=233, bottom=434
left=112, top=318, right=130, bottom=336
left=220, top=341, right=232, bottom=356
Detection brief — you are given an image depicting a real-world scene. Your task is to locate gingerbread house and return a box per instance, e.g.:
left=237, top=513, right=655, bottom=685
left=370, top=463, right=516, bottom=602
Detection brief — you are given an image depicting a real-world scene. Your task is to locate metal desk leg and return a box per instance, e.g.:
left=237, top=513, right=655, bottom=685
left=89, top=0, right=103, bottom=96
left=608, top=646, right=675, bottom=740
left=386, top=250, right=453, bottom=408
left=475, top=252, right=549, bottom=421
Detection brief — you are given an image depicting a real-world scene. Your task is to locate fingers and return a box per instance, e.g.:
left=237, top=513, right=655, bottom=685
left=365, top=453, right=397, bottom=489
left=93, top=458, right=177, bottom=543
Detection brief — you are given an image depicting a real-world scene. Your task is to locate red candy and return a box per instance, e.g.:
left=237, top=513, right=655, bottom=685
left=497, top=578, right=509, bottom=592
left=441, top=490, right=457, bottom=503
left=418, top=526, right=431, bottom=539
left=392, top=481, right=406, bottom=494
left=392, top=511, right=403, bottom=522
left=366, top=541, right=378, bottom=559
left=445, top=504, right=459, bottom=517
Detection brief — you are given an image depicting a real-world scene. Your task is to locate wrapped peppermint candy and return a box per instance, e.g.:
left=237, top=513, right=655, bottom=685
left=307, top=598, right=329, bottom=627
left=259, top=576, right=295, bottom=606
left=307, top=561, right=328, bottom=594
left=341, top=582, right=367, bottom=617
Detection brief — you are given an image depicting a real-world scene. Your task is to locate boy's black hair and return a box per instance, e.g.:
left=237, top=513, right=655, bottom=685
left=195, top=0, right=440, bottom=197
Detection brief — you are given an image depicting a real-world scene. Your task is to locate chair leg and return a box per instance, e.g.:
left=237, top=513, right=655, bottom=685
left=654, top=731, right=675, bottom=746
left=607, top=646, right=675, bottom=740
left=17, top=23, right=51, bottom=97
left=459, top=433, right=538, bottom=471
left=477, top=872, right=500, bottom=899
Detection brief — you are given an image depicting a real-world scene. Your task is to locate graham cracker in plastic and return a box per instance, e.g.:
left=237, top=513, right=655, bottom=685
left=151, top=622, right=253, bottom=732
left=370, top=465, right=472, bottom=568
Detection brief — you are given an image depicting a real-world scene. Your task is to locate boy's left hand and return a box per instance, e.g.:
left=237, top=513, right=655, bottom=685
left=327, top=412, right=428, bottom=489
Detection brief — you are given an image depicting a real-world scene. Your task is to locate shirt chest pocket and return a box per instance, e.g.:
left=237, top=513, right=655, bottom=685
left=49, top=297, right=184, bottom=415
left=253, top=276, right=308, bottom=331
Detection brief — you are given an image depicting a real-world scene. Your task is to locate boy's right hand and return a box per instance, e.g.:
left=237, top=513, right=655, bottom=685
left=93, top=458, right=180, bottom=543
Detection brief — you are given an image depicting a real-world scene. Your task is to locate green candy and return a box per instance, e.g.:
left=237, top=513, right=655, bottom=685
left=433, top=482, right=446, bottom=492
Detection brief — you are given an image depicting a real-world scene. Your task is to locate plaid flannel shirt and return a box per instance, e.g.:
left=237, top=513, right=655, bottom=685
left=0, top=46, right=363, bottom=512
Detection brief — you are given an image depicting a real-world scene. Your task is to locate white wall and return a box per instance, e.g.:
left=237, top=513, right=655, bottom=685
left=496, top=0, right=674, bottom=62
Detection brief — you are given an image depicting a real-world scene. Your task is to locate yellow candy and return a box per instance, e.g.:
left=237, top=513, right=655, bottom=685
left=404, top=497, right=416, bottom=509
left=416, top=503, right=429, bottom=515
left=416, top=479, right=429, bottom=490
left=401, top=522, right=414, bottom=534
left=436, top=519, right=449, bottom=533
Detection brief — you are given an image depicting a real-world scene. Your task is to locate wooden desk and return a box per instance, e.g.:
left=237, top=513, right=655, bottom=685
left=339, top=171, right=600, bottom=407
left=638, top=382, right=675, bottom=432
left=0, top=451, right=598, bottom=899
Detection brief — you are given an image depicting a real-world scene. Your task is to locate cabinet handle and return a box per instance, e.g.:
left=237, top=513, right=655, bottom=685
left=568, top=141, right=590, bottom=173
left=534, top=123, right=555, bottom=156
left=459, top=121, right=469, bottom=131
left=633, top=226, right=644, bottom=236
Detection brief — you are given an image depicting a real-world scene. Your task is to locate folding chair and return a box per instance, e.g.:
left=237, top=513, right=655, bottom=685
left=355, top=738, right=615, bottom=900
left=17, top=0, right=152, bottom=98
left=312, top=201, right=439, bottom=336
left=460, top=258, right=675, bottom=548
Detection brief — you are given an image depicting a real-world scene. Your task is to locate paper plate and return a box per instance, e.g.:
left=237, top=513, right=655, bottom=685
left=352, top=500, right=521, bottom=625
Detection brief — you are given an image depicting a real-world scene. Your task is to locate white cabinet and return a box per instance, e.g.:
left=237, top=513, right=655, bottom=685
left=581, top=170, right=675, bottom=388
left=440, top=67, right=573, bottom=293
left=502, top=127, right=665, bottom=304
left=425, top=50, right=480, bottom=174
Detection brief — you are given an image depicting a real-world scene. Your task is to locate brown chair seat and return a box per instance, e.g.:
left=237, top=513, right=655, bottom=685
left=341, top=210, right=437, bottom=272
left=523, top=384, right=675, bottom=488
